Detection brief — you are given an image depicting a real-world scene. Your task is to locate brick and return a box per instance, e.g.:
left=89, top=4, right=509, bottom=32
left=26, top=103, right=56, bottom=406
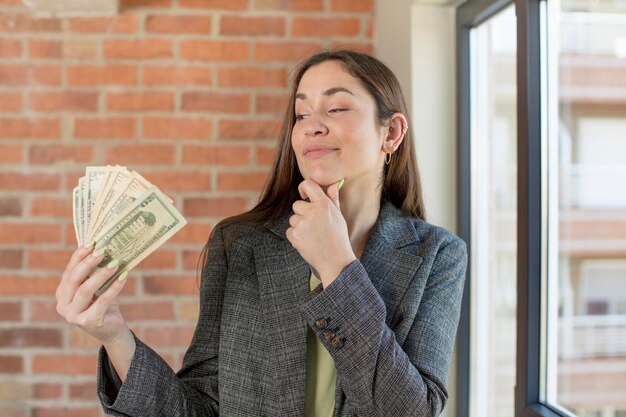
left=144, top=275, right=199, bottom=295
left=0, top=39, right=21, bottom=58
left=218, top=118, right=280, bottom=139
left=120, top=300, right=175, bottom=321
left=0, top=276, right=61, bottom=296
left=29, top=91, right=98, bottom=112
left=0, top=65, right=61, bottom=86
left=180, top=0, right=248, bottom=9
left=140, top=171, right=212, bottom=192
left=120, top=0, right=171, bottom=8
left=218, top=171, right=268, bottom=191
left=0, top=250, right=22, bottom=268
left=34, top=383, right=62, bottom=399
left=0, top=328, right=62, bottom=347
left=106, top=92, right=174, bottom=112
left=0, top=406, right=27, bottom=417
left=69, top=15, right=137, bottom=33
left=0, top=173, right=60, bottom=191
left=30, top=301, right=62, bottom=323
left=30, top=197, right=72, bottom=217
left=184, top=197, right=249, bottom=217
left=29, top=144, right=92, bottom=165
left=170, top=222, right=212, bottom=244
left=67, top=65, right=137, bottom=86
left=74, top=118, right=136, bottom=139
left=0, top=13, right=62, bottom=32
left=0, top=301, right=21, bottom=320
left=69, top=382, right=96, bottom=400
left=181, top=92, right=249, bottom=113
left=0, top=117, right=60, bottom=139
left=0, top=356, right=22, bottom=373
left=142, top=116, right=212, bottom=140
left=255, top=41, right=321, bottom=62
left=28, top=249, right=74, bottom=270
left=143, top=325, right=195, bottom=347
left=331, top=42, right=373, bottom=54
left=331, top=0, right=373, bottom=12
left=105, top=144, right=175, bottom=164
left=137, top=249, right=177, bottom=269
left=0, top=198, right=21, bottom=216
left=256, top=145, right=277, bottom=165
left=32, top=408, right=100, bottom=417
left=0, top=145, right=24, bottom=165
left=218, top=67, right=286, bottom=87
left=182, top=250, right=201, bottom=270
left=143, top=66, right=213, bottom=86
left=0, top=92, right=22, bottom=112
left=146, top=15, right=211, bottom=33
left=32, top=355, right=95, bottom=375
left=62, top=39, right=99, bottom=60
left=0, top=381, right=31, bottom=401
left=180, top=40, right=248, bottom=62
left=257, top=94, right=288, bottom=114
left=220, top=15, right=285, bottom=36
left=182, top=145, right=250, bottom=166
left=292, top=17, right=360, bottom=37
left=255, top=0, right=323, bottom=10
left=0, top=224, right=60, bottom=244
left=28, top=39, right=62, bottom=59
left=104, top=39, right=173, bottom=60
left=178, top=300, right=199, bottom=321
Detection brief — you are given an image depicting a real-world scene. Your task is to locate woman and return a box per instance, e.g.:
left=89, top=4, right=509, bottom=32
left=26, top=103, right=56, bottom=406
left=56, top=50, right=467, bottom=417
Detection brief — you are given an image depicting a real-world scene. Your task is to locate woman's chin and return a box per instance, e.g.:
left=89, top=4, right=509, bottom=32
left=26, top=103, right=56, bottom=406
left=305, top=171, right=340, bottom=187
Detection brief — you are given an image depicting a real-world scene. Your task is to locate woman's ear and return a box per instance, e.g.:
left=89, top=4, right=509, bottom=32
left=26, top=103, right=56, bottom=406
left=382, top=113, right=408, bottom=153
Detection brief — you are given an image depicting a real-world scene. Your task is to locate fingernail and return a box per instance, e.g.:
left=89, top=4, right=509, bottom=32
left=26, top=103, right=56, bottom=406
left=118, top=271, right=128, bottom=282
left=83, top=240, right=95, bottom=249
left=337, top=179, right=345, bottom=190
left=107, top=259, right=119, bottom=269
left=93, top=248, right=104, bottom=257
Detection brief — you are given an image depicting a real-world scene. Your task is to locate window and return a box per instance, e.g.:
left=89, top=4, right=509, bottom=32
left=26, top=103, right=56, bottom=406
left=457, top=0, right=626, bottom=417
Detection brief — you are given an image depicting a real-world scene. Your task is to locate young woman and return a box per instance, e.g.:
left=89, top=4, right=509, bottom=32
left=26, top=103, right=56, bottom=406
left=56, top=50, right=467, bottom=417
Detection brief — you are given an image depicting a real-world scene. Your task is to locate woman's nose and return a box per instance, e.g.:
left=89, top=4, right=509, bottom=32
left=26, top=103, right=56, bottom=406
left=304, top=115, right=329, bottom=136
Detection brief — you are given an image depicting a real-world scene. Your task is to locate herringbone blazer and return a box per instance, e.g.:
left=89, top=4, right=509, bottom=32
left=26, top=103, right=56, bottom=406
left=97, top=200, right=467, bottom=417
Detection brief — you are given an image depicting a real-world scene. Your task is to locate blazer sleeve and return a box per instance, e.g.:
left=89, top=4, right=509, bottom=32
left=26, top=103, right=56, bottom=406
left=96, top=226, right=227, bottom=417
left=298, top=234, right=467, bottom=417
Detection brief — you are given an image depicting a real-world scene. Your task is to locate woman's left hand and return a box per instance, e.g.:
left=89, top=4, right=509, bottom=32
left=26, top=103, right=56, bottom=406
left=286, top=178, right=357, bottom=288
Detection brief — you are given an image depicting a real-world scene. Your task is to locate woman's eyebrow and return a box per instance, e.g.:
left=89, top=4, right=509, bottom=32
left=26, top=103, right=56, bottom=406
left=295, top=87, right=355, bottom=100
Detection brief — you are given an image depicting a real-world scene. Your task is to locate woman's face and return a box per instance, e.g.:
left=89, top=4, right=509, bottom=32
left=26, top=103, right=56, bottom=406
left=291, top=60, right=388, bottom=188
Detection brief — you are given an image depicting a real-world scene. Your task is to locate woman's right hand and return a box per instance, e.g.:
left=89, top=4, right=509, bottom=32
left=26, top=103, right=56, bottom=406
left=56, top=244, right=130, bottom=345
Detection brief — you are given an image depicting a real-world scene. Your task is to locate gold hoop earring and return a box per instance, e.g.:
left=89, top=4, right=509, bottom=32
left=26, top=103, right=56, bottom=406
left=385, top=152, right=392, bottom=165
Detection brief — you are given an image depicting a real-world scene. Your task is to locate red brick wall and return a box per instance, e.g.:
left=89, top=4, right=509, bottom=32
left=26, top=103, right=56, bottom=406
left=0, top=0, right=374, bottom=415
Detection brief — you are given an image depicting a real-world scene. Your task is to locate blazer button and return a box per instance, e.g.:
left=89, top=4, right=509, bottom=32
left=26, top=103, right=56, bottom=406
left=331, top=337, right=344, bottom=349
left=323, top=330, right=335, bottom=341
left=315, top=318, right=328, bottom=329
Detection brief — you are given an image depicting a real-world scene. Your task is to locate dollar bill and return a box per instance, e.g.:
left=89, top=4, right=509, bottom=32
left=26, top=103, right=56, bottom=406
left=77, top=177, right=87, bottom=246
left=85, top=167, right=133, bottom=242
left=92, top=188, right=187, bottom=296
left=84, top=167, right=107, bottom=240
left=86, top=172, right=152, bottom=244
left=72, top=186, right=81, bottom=245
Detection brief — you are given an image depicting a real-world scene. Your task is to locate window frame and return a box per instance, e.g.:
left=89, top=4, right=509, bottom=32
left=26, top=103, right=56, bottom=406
left=455, top=0, right=576, bottom=416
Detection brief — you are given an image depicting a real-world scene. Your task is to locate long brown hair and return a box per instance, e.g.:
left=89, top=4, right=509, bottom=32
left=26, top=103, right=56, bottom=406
left=198, top=50, right=426, bottom=275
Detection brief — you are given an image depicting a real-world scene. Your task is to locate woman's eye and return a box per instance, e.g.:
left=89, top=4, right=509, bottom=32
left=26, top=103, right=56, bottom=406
left=295, top=114, right=308, bottom=121
left=329, top=108, right=346, bottom=114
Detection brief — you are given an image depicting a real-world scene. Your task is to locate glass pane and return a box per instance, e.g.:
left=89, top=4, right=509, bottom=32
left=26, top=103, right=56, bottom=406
left=468, top=5, right=517, bottom=417
left=547, top=0, right=626, bottom=415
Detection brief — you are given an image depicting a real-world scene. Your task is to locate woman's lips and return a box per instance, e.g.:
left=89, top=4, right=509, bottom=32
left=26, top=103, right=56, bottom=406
left=304, top=147, right=338, bottom=158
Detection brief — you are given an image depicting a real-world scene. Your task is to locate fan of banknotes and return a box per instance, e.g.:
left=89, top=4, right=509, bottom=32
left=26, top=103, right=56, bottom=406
left=73, top=166, right=187, bottom=295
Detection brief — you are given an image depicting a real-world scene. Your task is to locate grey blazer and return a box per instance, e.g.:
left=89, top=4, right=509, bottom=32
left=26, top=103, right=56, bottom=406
left=97, top=200, right=467, bottom=417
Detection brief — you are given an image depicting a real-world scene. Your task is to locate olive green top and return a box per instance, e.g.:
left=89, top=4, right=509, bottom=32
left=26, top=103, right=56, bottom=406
left=304, top=272, right=337, bottom=417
